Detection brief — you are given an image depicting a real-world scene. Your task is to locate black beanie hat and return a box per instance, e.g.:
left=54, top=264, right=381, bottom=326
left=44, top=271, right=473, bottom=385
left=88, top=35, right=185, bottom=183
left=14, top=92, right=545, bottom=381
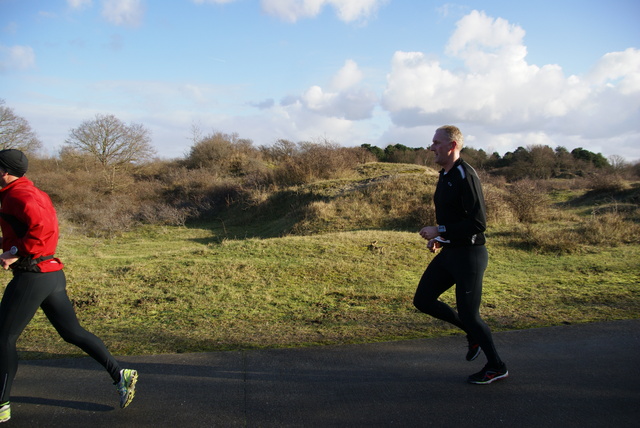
left=0, top=149, right=28, bottom=177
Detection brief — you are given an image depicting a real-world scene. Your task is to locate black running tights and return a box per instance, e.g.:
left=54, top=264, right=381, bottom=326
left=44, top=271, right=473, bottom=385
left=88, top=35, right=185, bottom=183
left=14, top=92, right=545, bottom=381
left=0, top=270, right=121, bottom=403
left=413, top=245, right=502, bottom=366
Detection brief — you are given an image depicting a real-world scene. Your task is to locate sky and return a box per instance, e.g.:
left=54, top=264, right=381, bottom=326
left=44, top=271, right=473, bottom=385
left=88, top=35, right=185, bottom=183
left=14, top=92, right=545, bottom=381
left=1, top=0, right=639, bottom=162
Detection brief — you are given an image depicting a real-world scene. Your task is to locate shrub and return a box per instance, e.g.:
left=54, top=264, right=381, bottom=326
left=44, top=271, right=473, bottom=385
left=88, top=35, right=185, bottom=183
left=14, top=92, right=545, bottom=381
left=479, top=173, right=517, bottom=225
left=60, top=192, right=138, bottom=237
left=505, top=179, right=550, bottom=223
left=587, top=172, right=628, bottom=193
left=184, top=132, right=270, bottom=180
left=580, top=210, right=640, bottom=246
left=272, top=142, right=373, bottom=185
left=509, top=203, right=640, bottom=254
left=291, top=172, right=437, bottom=235
left=482, top=183, right=516, bottom=225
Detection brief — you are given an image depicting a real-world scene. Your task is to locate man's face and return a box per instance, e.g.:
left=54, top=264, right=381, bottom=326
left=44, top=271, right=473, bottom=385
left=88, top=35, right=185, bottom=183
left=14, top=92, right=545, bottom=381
left=430, top=129, right=453, bottom=166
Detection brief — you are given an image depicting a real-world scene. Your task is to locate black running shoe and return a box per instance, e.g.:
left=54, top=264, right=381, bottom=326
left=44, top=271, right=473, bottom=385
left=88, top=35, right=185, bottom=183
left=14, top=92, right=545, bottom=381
left=466, top=336, right=481, bottom=361
left=467, top=362, right=508, bottom=384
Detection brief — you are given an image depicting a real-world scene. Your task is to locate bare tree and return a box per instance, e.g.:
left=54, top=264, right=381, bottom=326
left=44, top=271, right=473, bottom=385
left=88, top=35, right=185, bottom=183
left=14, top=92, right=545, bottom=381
left=65, top=114, right=155, bottom=168
left=0, top=99, right=43, bottom=153
left=608, top=155, right=628, bottom=171
left=261, top=139, right=297, bottom=162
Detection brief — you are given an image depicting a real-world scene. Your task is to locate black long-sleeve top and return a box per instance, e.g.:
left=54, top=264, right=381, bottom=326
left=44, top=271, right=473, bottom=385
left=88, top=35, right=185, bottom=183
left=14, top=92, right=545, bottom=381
left=434, top=158, right=487, bottom=246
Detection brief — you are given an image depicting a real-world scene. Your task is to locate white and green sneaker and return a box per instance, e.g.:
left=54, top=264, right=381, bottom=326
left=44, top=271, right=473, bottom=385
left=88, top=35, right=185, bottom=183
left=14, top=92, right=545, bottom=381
left=115, top=369, right=138, bottom=408
left=0, top=402, right=10, bottom=424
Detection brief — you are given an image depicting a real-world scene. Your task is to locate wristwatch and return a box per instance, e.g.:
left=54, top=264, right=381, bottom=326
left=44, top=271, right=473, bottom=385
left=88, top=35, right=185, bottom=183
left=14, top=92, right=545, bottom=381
left=437, top=225, right=446, bottom=233
left=9, top=246, right=18, bottom=256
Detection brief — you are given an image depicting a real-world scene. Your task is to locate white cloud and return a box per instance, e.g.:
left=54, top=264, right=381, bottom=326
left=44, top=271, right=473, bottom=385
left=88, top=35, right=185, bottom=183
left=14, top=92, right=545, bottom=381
left=330, top=0, right=385, bottom=23
left=251, top=98, right=276, bottom=110
left=436, top=3, right=467, bottom=19
left=261, top=0, right=325, bottom=23
left=330, top=59, right=363, bottom=91
left=261, top=0, right=386, bottom=23
left=102, top=0, right=145, bottom=27
left=380, top=10, right=640, bottom=157
left=0, top=45, right=36, bottom=72
left=446, top=10, right=527, bottom=73
left=67, top=0, right=92, bottom=9
left=264, top=103, right=355, bottom=142
left=236, top=60, right=377, bottom=145
left=586, top=47, right=640, bottom=94
left=290, top=60, right=377, bottom=120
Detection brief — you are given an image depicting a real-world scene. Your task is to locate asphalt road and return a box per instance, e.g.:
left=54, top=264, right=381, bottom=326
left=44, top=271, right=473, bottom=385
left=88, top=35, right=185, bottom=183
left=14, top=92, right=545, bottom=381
left=6, top=319, right=639, bottom=427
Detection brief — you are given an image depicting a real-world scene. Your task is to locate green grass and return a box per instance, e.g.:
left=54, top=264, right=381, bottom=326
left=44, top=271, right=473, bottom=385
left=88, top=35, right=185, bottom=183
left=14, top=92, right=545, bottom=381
left=11, top=222, right=640, bottom=359
left=9, top=166, right=640, bottom=359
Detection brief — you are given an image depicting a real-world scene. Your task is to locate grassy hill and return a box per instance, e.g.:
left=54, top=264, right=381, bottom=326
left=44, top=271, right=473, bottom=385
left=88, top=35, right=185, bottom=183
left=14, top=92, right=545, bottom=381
left=12, top=163, right=640, bottom=358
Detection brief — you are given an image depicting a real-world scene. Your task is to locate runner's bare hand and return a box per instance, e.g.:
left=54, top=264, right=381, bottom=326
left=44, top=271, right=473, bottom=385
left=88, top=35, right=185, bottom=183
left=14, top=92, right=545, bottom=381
left=0, top=252, right=18, bottom=270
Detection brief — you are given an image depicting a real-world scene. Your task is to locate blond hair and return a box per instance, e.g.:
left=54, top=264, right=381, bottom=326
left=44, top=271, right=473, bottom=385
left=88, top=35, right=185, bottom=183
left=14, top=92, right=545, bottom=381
left=437, top=125, right=464, bottom=149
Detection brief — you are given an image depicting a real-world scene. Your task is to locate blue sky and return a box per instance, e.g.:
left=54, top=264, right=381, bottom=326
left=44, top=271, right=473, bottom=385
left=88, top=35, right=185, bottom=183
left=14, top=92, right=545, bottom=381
left=1, top=0, right=639, bottom=162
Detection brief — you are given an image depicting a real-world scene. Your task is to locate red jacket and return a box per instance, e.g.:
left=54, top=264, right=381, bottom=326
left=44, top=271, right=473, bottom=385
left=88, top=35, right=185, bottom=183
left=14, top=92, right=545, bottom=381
left=0, top=176, right=63, bottom=272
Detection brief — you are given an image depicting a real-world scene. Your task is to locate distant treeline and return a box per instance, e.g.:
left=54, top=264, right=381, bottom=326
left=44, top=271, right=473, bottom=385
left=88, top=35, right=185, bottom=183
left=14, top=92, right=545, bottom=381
left=360, top=143, right=629, bottom=180
left=24, top=131, right=639, bottom=238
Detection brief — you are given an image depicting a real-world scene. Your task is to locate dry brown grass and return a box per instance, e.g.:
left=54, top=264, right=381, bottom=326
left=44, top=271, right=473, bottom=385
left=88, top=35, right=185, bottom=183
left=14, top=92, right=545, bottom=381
left=290, top=169, right=438, bottom=235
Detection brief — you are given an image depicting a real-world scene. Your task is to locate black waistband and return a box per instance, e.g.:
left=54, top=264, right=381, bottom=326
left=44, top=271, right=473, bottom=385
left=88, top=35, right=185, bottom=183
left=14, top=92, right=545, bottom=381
left=12, top=255, right=54, bottom=273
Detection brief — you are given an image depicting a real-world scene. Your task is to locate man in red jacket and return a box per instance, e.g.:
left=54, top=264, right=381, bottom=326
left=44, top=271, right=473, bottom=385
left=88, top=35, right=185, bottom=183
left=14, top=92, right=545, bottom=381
left=0, top=149, right=138, bottom=424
